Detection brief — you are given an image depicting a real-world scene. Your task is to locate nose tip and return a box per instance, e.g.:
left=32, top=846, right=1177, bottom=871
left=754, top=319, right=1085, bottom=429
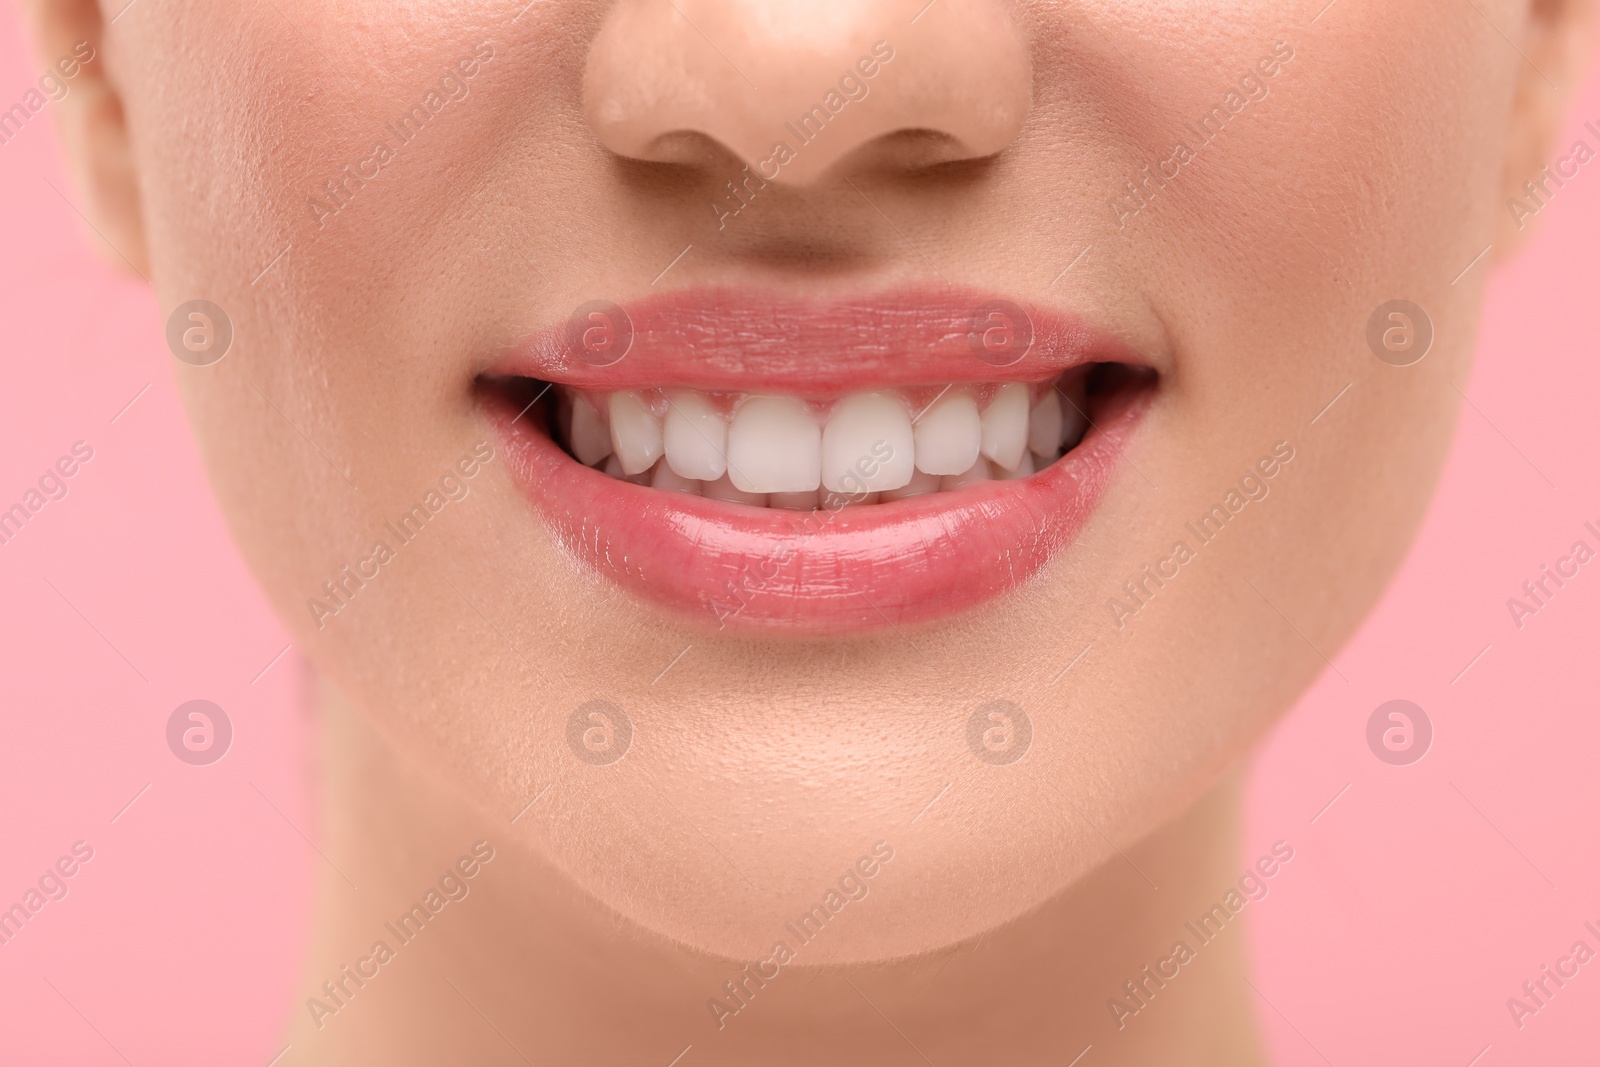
left=583, top=0, right=1033, bottom=184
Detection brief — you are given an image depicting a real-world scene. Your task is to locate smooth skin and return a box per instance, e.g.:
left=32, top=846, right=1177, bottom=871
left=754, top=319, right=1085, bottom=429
left=26, top=0, right=1594, bottom=1063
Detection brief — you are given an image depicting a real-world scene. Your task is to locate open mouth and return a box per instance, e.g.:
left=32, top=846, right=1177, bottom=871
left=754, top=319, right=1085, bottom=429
left=525, top=371, right=1098, bottom=506
left=480, top=289, right=1156, bottom=633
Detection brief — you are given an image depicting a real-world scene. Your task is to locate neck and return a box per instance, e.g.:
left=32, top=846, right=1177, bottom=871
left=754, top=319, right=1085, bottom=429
left=285, top=681, right=1265, bottom=1066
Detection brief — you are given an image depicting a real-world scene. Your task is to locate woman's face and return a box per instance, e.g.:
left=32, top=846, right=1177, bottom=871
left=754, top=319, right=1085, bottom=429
left=88, top=0, right=1545, bottom=960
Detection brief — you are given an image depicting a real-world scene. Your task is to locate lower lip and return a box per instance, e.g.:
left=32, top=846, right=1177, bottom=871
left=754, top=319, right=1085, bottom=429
left=485, top=391, right=1148, bottom=635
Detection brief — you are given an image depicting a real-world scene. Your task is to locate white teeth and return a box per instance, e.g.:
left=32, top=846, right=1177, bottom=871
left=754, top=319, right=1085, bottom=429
left=880, top=468, right=941, bottom=501
left=609, top=391, right=663, bottom=475
left=980, top=383, right=1030, bottom=471
left=571, top=397, right=614, bottom=466
left=940, top=457, right=993, bottom=492
left=704, top=474, right=767, bottom=507
left=914, top=391, right=981, bottom=476
left=822, top=392, right=915, bottom=493
left=569, top=374, right=1094, bottom=507
left=728, top=396, right=822, bottom=494
left=663, top=391, right=728, bottom=481
left=650, top=461, right=703, bottom=495
left=1026, top=390, right=1064, bottom=459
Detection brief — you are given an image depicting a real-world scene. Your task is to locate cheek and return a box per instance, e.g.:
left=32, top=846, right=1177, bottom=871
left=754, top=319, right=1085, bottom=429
left=133, top=3, right=551, bottom=641
left=1006, top=4, right=1516, bottom=858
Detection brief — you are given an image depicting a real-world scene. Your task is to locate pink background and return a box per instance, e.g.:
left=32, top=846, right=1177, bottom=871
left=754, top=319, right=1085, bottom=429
left=2, top=6, right=1597, bottom=1064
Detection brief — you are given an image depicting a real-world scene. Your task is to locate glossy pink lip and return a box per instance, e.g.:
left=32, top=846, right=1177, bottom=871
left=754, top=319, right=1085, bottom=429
left=481, top=289, right=1154, bottom=634
left=484, top=287, right=1150, bottom=395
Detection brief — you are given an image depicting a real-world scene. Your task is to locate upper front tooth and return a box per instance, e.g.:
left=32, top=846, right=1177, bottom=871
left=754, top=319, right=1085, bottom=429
left=913, top=391, right=981, bottom=476
left=822, top=392, right=914, bottom=492
left=1027, top=390, right=1064, bottom=458
left=727, top=396, right=822, bottom=494
left=664, top=391, right=728, bottom=481
left=609, top=391, right=663, bottom=475
left=980, top=383, right=1029, bottom=471
left=570, top=396, right=614, bottom=466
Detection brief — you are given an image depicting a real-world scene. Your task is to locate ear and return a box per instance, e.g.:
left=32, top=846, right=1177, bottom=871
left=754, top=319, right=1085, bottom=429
left=20, top=0, right=150, bottom=278
left=1496, top=0, right=1597, bottom=256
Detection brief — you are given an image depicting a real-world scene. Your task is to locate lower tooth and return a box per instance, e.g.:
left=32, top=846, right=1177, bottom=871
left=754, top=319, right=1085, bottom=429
left=821, top=489, right=879, bottom=510
left=880, top=468, right=940, bottom=501
left=704, top=475, right=767, bottom=507
left=769, top=491, right=817, bottom=511
left=997, top=452, right=1034, bottom=480
left=650, top=462, right=703, bottom=495
left=604, top=454, right=650, bottom=486
left=940, top=457, right=994, bottom=492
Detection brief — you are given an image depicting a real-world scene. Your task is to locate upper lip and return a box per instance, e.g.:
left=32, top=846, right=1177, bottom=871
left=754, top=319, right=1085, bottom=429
left=484, top=286, right=1154, bottom=394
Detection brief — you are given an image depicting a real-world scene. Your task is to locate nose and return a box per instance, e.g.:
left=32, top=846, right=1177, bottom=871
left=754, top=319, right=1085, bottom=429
left=583, top=0, right=1033, bottom=184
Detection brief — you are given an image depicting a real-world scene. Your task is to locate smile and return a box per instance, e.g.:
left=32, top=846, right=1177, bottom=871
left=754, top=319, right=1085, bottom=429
left=480, top=289, right=1156, bottom=633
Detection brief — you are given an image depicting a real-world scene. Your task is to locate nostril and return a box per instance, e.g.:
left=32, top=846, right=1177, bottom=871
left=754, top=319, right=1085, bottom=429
left=620, top=130, right=745, bottom=172
left=842, top=128, right=989, bottom=176
left=583, top=0, right=1033, bottom=186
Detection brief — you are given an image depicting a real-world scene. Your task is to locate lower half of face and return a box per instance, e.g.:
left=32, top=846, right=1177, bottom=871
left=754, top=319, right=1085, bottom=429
left=133, top=0, right=1516, bottom=960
